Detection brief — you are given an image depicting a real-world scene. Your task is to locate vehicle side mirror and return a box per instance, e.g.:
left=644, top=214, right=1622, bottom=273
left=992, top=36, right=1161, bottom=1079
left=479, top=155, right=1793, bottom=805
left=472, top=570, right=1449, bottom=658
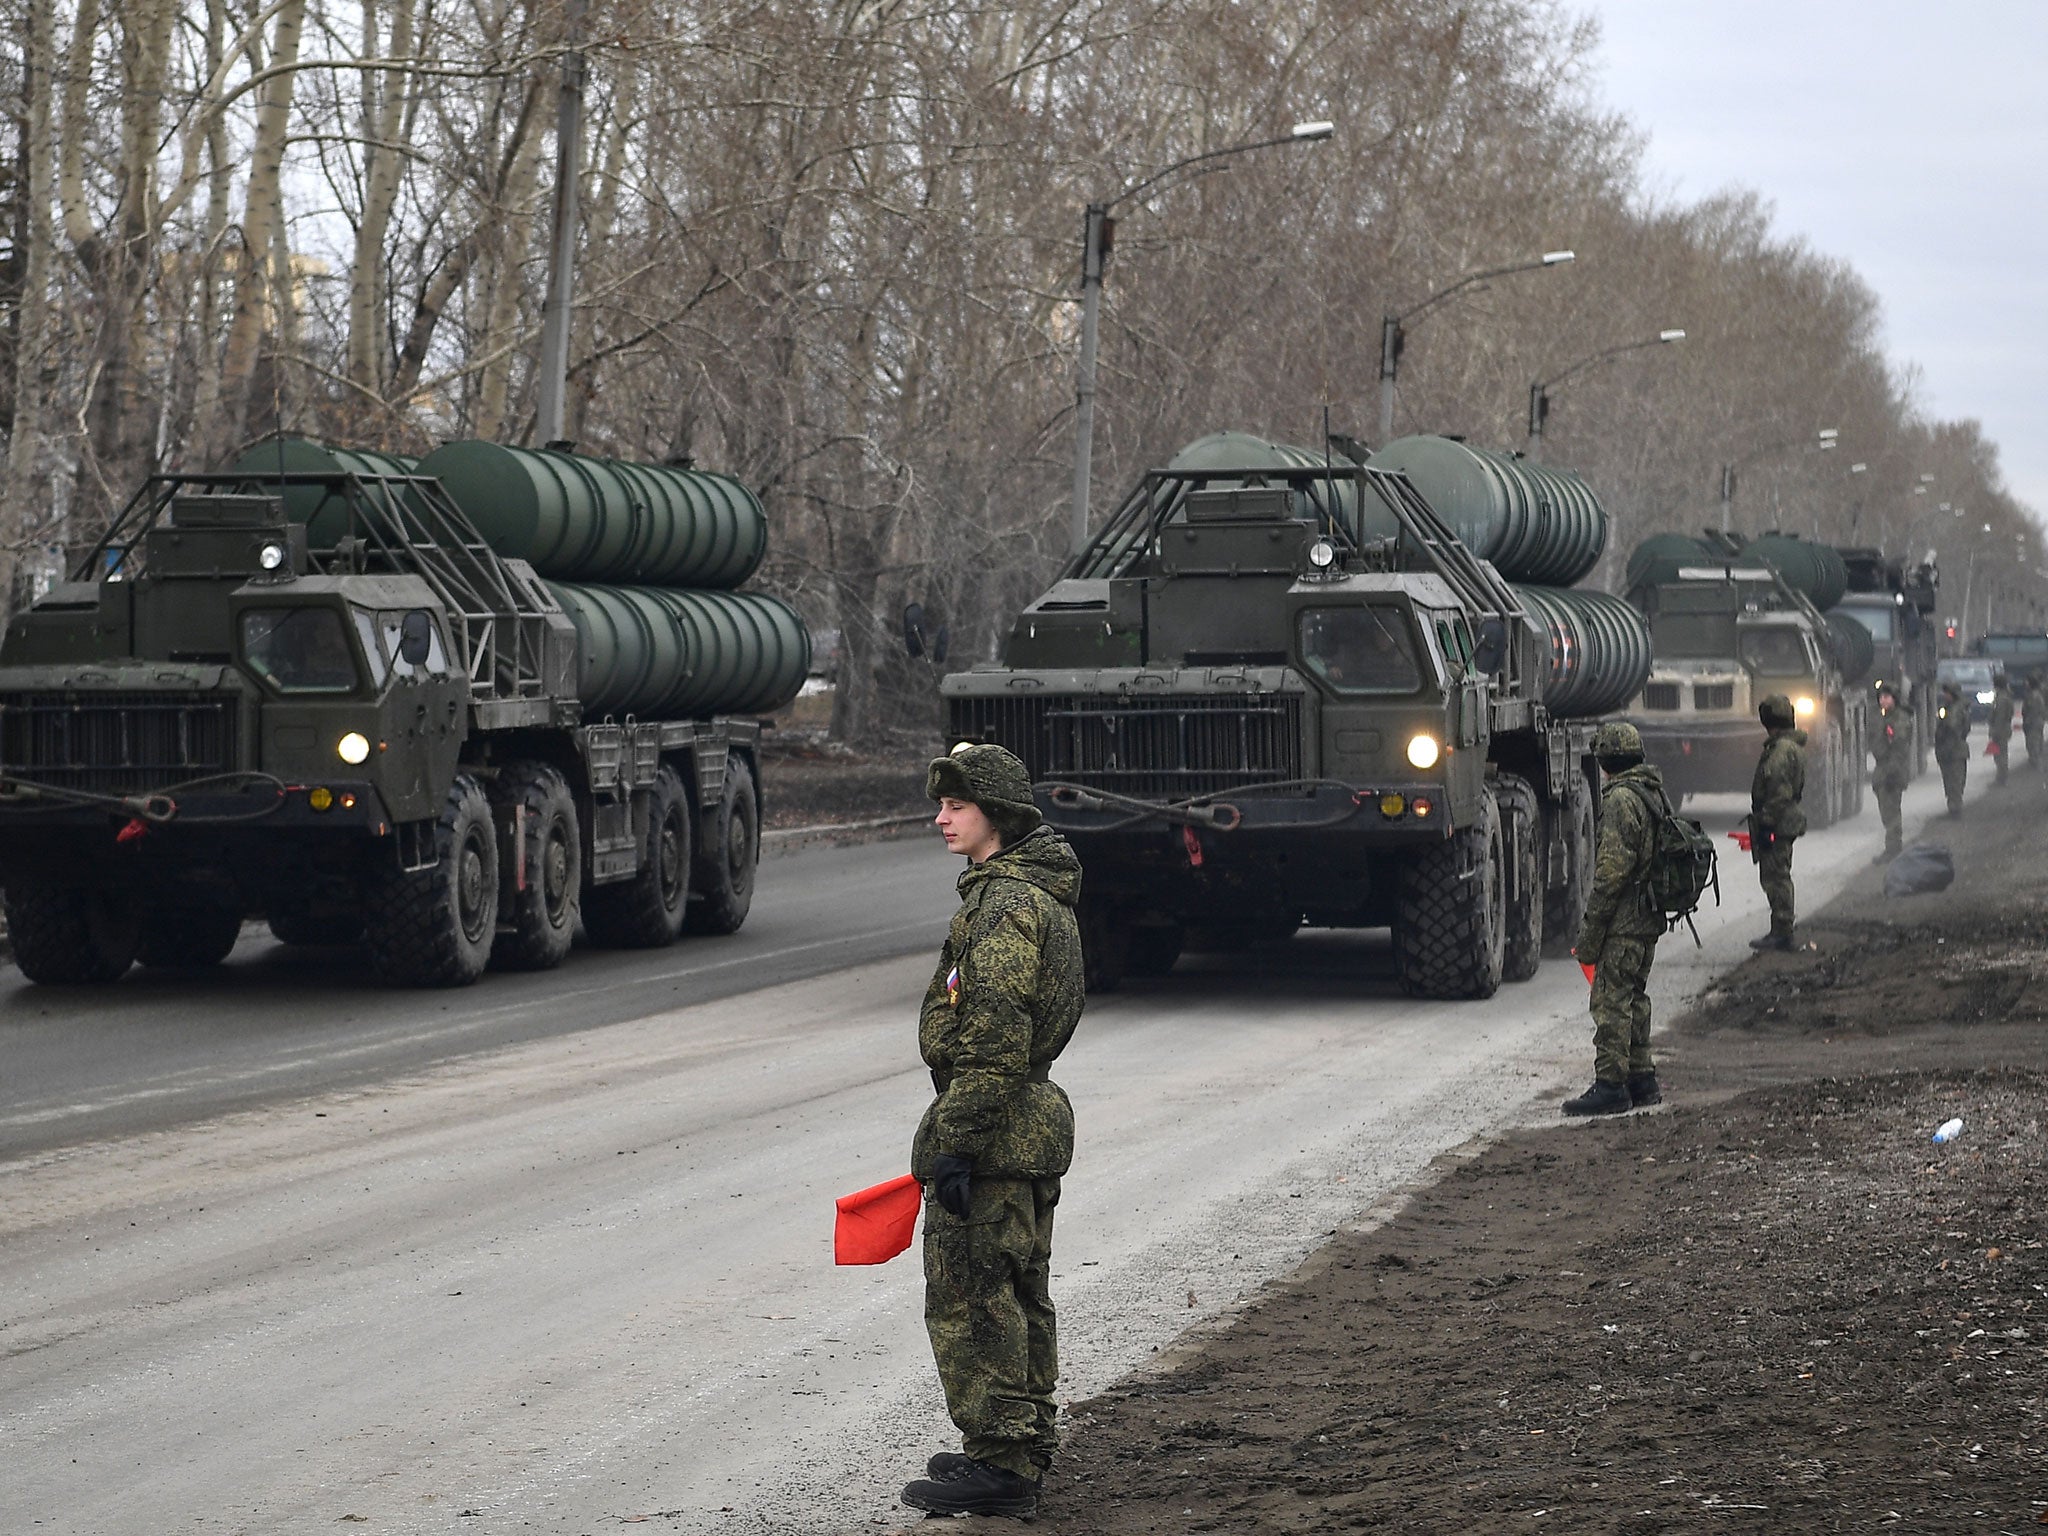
left=903, top=602, right=927, bottom=658
left=931, top=625, right=950, bottom=667
left=1473, top=617, right=1507, bottom=675
left=398, top=609, right=434, bottom=666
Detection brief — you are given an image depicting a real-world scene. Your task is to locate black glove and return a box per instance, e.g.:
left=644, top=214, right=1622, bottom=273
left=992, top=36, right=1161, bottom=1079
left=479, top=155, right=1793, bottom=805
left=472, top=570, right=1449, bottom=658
left=929, top=1153, right=974, bottom=1219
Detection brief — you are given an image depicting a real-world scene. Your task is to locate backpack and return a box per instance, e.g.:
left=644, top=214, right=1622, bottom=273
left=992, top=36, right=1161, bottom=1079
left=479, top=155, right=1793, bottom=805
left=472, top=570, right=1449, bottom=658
left=1618, top=781, right=1720, bottom=944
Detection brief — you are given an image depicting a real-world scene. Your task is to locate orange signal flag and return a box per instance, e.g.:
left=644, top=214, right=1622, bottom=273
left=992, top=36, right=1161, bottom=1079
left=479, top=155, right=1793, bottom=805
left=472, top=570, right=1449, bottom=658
left=834, top=1173, right=922, bottom=1265
left=1570, top=948, right=1595, bottom=985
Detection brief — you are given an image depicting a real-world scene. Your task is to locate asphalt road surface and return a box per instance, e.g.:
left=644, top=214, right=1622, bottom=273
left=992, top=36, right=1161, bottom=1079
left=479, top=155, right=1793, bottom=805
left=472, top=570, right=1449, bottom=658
left=0, top=772, right=1975, bottom=1534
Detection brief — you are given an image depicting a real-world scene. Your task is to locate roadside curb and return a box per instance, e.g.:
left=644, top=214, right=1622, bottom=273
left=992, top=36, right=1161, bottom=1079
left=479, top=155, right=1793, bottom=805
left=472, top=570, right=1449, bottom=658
left=762, top=812, right=929, bottom=859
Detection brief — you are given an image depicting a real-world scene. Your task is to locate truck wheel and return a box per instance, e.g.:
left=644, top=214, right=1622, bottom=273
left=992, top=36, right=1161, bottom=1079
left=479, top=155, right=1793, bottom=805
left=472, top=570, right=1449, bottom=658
left=1495, top=775, right=1543, bottom=982
left=1542, top=774, right=1595, bottom=959
left=686, top=753, right=758, bottom=936
left=491, top=762, right=581, bottom=972
left=1393, top=794, right=1505, bottom=1000
left=1125, top=923, right=1185, bottom=977
left=1080, top=899, right=1129, bottom=993
left=137, top=890, right=244, bottom=969
left=3, top=882, right=139, bottom=984
left=584, top=763, right=691, bottom=948
left=364, top=774, right=499, bottom=987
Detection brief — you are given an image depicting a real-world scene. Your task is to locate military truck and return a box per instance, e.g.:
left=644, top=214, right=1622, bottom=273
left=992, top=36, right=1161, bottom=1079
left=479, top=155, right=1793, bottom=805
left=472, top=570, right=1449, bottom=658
left=939, top=433, right=1651, bottom=1000
left=1974, top=630, right=2048, bottom=682
left=0, top=452, right=808, bottom=987
left=1623, top=534, right=1869, bottom=825
left=1833, top=546, right=1939, bottom=772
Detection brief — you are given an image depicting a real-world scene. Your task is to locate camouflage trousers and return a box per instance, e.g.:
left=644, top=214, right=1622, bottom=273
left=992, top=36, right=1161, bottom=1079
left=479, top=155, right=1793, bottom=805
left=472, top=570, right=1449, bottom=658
left=1589, top=934, right=1658, bottom=1085
left=1993, top=737, right=2011, bottom=784
left=924, top=1176, right=1060, bottom=1478
left=1757, top=838, right=1796, bottom=936
left=1938, top=754, right=1968, bottom=812
left=1873, top=776, right=1906, bottom=850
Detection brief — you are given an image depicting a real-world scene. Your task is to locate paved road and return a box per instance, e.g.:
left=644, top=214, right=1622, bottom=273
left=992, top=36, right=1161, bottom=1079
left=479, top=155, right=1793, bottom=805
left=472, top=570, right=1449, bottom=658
left=0, top=773, right=1980, bottom=1534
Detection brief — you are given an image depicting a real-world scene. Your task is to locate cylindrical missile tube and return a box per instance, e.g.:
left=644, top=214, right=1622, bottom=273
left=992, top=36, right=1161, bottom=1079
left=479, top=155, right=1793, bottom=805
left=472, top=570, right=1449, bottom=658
left=1514, top=584, right=1654, bottom=719
left=1745, top=534, right=1848, bottom=611
left=1825, top=611, right=1877, bottom=685
left=548, top=582, right=810, bottom=719
left=227, top=440, right=419, bottom=546
left=1366, top=435, right=1608, bottom=586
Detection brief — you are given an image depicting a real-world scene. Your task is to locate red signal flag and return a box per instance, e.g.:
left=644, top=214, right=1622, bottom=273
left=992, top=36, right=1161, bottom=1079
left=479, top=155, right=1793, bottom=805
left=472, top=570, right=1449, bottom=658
left=834, top=1173, right=921, bottom=1265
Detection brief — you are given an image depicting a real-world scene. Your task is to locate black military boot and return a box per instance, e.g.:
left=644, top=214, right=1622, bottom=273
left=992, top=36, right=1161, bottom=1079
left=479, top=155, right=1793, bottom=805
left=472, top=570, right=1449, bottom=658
left=1748, top=930, right=1794, bottom=952
left=925, top=1451, right=974, bottom=1480
left=1627, top=1071, right=1662, bottom=1108
left=1561, top=1079, right=1631, bottom=1117
left=902, top=1459, right=1040, bottom=1518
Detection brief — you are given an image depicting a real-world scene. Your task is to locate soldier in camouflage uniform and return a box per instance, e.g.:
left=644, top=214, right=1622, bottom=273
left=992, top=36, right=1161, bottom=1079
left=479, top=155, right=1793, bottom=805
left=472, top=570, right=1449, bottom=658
left=1562, top=721, right=1666, bottom=1118
left=1934, top=681, right=1971, bottom=816
left=1987, top=670, right=2014, bottom=786
left=900, top=742, right=1084, bottom=1520
left=1749, top=693, right=1806, bottom=952
left=1868, top=687, right=1914, bottom=863
left=2024, top=675, right=2044, bottom=769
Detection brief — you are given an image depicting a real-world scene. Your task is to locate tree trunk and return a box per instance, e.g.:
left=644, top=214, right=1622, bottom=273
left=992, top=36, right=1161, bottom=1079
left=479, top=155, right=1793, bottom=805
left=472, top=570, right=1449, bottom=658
left=0, top=0, right=56, bottom=619
left=345, top=0, right=415, bottom=398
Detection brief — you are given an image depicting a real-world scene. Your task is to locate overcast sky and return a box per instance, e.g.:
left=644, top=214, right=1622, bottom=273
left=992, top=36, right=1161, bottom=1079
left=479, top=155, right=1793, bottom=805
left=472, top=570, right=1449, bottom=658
left=1578, top=1, right=2047, bottom=520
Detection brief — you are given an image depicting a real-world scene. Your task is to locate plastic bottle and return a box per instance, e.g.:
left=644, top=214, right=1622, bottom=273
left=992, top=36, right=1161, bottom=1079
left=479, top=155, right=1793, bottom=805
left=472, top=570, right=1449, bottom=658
left=1932, top=1117, right=1964, bottom=1144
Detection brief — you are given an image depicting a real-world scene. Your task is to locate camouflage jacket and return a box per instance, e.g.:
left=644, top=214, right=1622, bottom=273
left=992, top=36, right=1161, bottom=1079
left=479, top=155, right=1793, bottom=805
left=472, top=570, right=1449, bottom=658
left=1989, top=687, right=2014, bottom=742
left=1752, top=727, right=1808, bottom=839
left=2026, top=688, right=2043, bottom=729
left=1577, top=762, right=1667, bottom=962
left=912, top=826, right=1085, bottom=1180
left=1870, top=705, right=1914, bottom=785
left=1934, top=695, right=1972, bottom=761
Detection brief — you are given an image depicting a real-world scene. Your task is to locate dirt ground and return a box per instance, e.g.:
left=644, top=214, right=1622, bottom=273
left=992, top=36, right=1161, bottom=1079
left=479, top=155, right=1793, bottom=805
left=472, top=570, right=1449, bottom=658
left=757, top=724, right=932, bottom=831
left=1022, top=779, right=2048, bottom=1534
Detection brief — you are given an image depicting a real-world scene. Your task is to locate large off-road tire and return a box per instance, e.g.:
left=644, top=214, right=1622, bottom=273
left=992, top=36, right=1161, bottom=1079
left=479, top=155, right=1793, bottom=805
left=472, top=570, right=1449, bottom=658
left=3, top=881, right=140, bottom=984
left=1542, top=773, right=1596, bottom=959
left=583, top=763, right=691, bottom=949
left=1393, top=794, right=1505, bottom=1000
left=1079, top=897, right=1129, bottom=993
left=1125, top=922, right=1186, bottom=978
left=267, top=899, right=364, bottom=947
left=490, top=762, right=581, bottom=971
left=1496, top=774, right=1543, bottom=983
left=685, top=753, right=758, bottom=936
left=364, top=774, right=500, bottom=987
left=137, top=886, right=244, bottom=969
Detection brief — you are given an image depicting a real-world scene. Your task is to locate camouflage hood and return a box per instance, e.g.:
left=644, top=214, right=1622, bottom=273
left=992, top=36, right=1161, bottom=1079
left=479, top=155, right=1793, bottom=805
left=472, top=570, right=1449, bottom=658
left=1771, top=727, right=1810, bottom=748
left=1606, top=761, right=1667, bottom=800
left=958, top=825, right=1082, bottom=907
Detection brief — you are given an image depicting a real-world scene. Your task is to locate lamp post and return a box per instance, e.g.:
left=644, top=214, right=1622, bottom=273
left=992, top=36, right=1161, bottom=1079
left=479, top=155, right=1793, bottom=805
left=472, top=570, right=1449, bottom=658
left=1717, top=428, right=1837, bottom=533
left=1524, top=328, right=1685, bottom=461
left=1379, top=250, right=1576, bottom=443
left=1070, top=119, right=1334, bottom=552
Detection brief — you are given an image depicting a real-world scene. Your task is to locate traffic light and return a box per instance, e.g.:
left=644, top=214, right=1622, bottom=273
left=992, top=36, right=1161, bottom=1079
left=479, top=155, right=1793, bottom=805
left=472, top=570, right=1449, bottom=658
left=1944, top=616, right=1959, bottom=641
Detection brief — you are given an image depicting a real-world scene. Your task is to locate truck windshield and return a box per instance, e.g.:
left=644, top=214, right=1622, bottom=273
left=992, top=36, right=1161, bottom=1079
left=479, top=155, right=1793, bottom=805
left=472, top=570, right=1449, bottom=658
left=1739, top=627, right=1810, bottom=675
left=1651, top=613, right=1736, bottom=657
left=1840, top=605, right=1894, bottom=641
left=1298, top=605, right=1423, bottom=694
left=241, top=608, right=359, bottom=693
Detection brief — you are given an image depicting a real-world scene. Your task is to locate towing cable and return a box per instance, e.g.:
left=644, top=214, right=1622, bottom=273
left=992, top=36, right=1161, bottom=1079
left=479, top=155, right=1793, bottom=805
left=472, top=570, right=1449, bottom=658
left=1040, top=777, right=1376, bottom=834
left=0, top=770, right=292, bottom=827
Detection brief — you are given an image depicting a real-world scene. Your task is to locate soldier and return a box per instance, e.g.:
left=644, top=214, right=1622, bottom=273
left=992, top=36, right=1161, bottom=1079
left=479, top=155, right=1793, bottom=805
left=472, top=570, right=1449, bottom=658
left=1988, top=669, right=2014, bottom=786
left=1563, top=721, right=1667, bottom=1117
left=1934, top=680, right=1971, bottom=816
left=1749, top=693, right=1806, bottom=952
left=1868, top=686, right=1914, bottom=863
left=900, top=742, right=1085, bottom=1520
left=2024, top=673, right=2045, bottom=769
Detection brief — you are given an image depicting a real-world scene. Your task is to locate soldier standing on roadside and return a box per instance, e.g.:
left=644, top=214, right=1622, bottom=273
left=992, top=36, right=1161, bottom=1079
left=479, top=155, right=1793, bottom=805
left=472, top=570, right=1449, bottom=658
left=1934, top=681, right=1972, bottom=816
left=901, top=743, right=1084, bottom=1520
left=1869, top=686, right=1914, bottom=863
left=1749, top=693, right=1806, bottom=952
left=1562, top=721, right=1665, bottom=1118
left=2024, top=674, right=2045, bottom=769
left=1988, top=669, right=2014, bottom=786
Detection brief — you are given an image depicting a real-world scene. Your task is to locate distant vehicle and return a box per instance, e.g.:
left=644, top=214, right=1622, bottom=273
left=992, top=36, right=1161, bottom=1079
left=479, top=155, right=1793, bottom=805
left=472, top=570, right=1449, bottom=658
left=1973, top=631, right=2048, bottom=683
left=1935, top=657, right=1997, bottom=723
left=1831, top=546, right=1939, bottom=774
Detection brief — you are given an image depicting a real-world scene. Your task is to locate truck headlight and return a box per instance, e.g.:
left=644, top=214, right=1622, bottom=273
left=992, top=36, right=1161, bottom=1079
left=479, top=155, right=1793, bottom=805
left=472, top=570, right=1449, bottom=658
left=257, top=541, right=287, bottom=571
left=337, top=731, right=371, bottom=765
left=1978, top=690, right=1996, bottom=704
left=1407, top=733, right=1440, bottom=769
left=1793, top=696, right=1816, bottom=717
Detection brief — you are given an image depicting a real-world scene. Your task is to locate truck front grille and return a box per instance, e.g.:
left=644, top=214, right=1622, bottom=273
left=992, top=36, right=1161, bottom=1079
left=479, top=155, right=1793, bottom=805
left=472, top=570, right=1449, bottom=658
left=1641, top=683, right=1681, bottom=711
left=949, top=693, right=1303, bottom=800
left=0, top=692, right=240, bottom=795
left=1693, top=683, right=1735, bottom=710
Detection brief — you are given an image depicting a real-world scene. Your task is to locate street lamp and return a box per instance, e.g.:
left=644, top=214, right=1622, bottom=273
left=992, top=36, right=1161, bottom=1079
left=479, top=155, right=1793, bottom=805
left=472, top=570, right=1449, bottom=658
left=1717, top=427, right=1839, bottom=532
left=1524, top=328, right=1685, bottom=461
left=1380, top=249, right=1575, bottom=442
left=1069, top=119, right=1335, bottom=552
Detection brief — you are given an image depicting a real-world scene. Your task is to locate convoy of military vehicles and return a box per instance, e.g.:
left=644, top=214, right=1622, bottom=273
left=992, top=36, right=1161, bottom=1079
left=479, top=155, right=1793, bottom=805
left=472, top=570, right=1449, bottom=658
left=0, top=442, right=808, bottom=988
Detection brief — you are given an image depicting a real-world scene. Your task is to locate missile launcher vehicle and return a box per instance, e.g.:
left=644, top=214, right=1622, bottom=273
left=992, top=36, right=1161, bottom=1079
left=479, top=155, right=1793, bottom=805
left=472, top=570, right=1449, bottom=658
left=1831, top=546, right=1939, bottom=773
left=0, top=444, right=808, bottom=987
left=939, top=432, right=1652, bottom=1000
